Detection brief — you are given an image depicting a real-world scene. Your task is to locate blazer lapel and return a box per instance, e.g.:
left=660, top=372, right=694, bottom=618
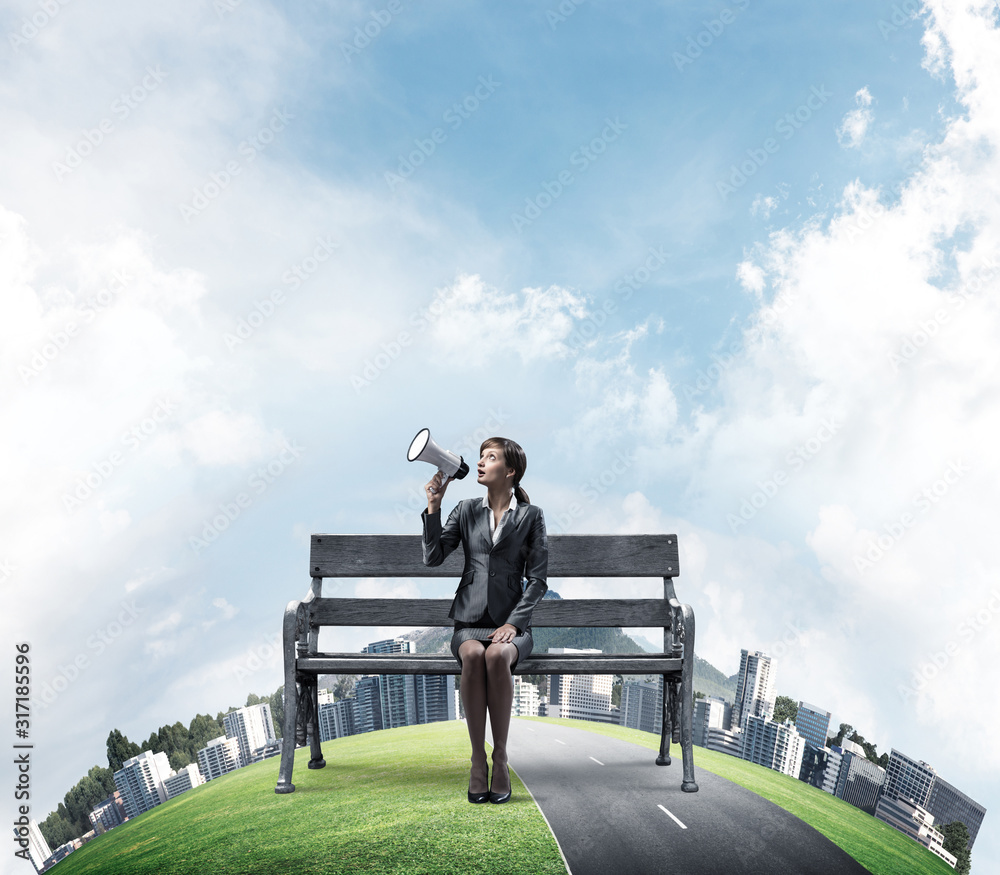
left=490, top=503, right=527, bottom=553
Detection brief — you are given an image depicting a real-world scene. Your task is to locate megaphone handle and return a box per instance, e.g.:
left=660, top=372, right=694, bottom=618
left=429, top=468, right=447, bottom=494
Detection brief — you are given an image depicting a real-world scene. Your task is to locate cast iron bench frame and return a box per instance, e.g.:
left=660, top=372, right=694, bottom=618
left=274, top=533, right=698, bottom=793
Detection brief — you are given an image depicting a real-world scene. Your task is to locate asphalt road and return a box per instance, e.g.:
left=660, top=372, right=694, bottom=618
left=498, top=718, right=872, bottom=875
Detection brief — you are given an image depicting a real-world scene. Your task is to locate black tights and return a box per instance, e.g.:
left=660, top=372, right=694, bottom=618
left=458, top=639, right=517, bottom=794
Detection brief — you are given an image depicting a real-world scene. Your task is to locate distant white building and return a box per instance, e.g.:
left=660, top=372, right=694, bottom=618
left=197, top=736, right=242, bottom=781
left=742, top=715, right=805, bottom=778
left=874, top=796, right=958, bottom=868
left=693, top=696, right=732, bottom=747
left=88, top=791, right=126, bottom=831
left=706, top=726, right=743, bottom=757
left=25, top=819, right=51, bottom=871
left=113, top=750, right=173, bottom=818
left=163, top=763, right=205, bottom=799
left=732, top=649, right=775, bottom=728
left=512, top=677, right=540, bottom=717
left=224, top=703, right=277, bottom=767
left=548, top=649, right=617, bottom=724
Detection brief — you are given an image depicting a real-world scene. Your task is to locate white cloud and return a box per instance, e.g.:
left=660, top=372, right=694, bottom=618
left=425, top=274, right=590, bottom=366
left=837, top=87, right=875, bottom=148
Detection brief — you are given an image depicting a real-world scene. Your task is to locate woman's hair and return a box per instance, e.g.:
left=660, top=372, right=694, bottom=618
left=480, top=436, right=530, bottom=504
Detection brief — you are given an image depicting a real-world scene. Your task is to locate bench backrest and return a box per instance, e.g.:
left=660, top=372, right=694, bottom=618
left=306, top=534, right=680, bottom=629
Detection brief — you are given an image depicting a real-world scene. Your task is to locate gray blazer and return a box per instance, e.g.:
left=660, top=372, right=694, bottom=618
left=421, top=498, right=548, bottom=634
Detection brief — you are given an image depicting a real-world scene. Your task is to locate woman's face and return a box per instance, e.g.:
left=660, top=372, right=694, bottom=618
left=477, top=445, right=513, bottom=490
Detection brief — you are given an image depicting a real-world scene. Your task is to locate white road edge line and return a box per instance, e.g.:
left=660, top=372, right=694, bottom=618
left=589, top=756, right=604, bottom=765
left=658, top=804, right=687, bottom=829
left=554, top=739, right=566, bottom=745
left=519, top=771, right=575, bottom=875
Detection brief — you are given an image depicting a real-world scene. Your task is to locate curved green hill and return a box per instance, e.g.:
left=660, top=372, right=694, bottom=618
left=52, top=721, right=565, bottom=875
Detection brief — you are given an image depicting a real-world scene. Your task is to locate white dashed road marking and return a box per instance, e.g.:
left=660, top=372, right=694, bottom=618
left=658, top=804, right=687, bottom=829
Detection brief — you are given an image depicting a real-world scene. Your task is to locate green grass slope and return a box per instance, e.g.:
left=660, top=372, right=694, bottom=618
left=53, top=721, right=565, bottom=875
left=523, top=718, right=956, bottom=875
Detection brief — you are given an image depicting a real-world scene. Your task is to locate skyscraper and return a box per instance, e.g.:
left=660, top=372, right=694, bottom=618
left=732, top=649, right=775, bottom=729
left=548, top=648, right=617, bottom=724
left=884, top=748, right=936, bottom=808
left=620, top=679, right=663, bottom=734
left=354, top=675, right=384, bottom=734
left=794, top=701, right=831, bottom=750
left=835, top=748, right=886, bottom=814
left=223, top=703, right=276, bottom=766
left=742, top=715, right=805, bottom=778
left=925, top=776, right=986, bottom=851
left=113, top=750, right=173, bottom=818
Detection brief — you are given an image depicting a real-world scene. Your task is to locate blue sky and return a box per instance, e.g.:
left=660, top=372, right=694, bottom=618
left=2, top=0, right=998, bottom=869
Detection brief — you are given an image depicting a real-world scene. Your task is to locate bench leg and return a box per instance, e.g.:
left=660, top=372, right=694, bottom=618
left=678, top=604, right=699, bottom=793
left=275, top=680, right=298, bottom=793
left=275, top=604, right=301, bottom=794
left=303, top=677, right=326, bottom=769
left=656, top=675, right=672, bottom=766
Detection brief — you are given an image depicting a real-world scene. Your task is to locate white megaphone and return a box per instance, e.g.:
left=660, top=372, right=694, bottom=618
left=407, top=428, right=470, bottom=493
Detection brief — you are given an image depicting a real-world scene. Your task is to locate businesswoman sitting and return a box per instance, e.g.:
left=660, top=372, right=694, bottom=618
left=422, top=437, right=548, bottom=804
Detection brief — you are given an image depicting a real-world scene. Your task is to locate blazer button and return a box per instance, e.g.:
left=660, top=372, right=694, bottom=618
left=489, top=571, right=495, bottom=576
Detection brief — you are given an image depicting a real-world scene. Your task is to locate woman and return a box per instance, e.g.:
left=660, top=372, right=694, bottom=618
left=421, top=437, right=548, bottom=804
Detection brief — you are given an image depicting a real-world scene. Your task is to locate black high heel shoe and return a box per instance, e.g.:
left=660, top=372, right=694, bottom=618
left=468, top=761, right=489, bottom=804
left=489, top=760, right=511, bottom=804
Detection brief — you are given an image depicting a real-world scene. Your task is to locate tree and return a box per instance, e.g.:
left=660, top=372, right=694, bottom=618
left=106, top=729, right=141, bottom=772
left=940, top=821, right=971, bottom=875
left=827, top=722, right=853, bottom=747
left=773, top=696, right=798, bottom=724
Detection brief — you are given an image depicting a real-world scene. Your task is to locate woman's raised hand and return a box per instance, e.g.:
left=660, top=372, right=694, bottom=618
left=425, top=471, right=455, bottom=512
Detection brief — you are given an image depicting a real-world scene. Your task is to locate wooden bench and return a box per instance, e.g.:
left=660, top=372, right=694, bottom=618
left=274, top=533, right=698, bottom=794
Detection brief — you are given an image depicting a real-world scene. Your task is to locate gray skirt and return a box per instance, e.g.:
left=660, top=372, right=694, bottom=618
left=451, top=625, right=534, bottom=670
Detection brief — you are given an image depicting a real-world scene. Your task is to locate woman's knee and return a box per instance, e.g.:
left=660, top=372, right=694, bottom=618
left=485, top=642, right=516, bottom=671
left=458, top=640, right=486, bottom=667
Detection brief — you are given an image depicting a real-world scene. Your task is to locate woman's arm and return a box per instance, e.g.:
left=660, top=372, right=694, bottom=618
left=505, top=507, right=548, bottom=633
left=421, top=471, right=462, bottom=567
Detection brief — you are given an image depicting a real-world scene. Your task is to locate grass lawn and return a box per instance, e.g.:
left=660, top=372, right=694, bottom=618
left=521, top=717, right=956, bottom=875
left=53, top=721, right=566, bottom=875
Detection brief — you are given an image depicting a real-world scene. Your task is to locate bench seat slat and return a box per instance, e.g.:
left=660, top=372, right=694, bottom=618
left=310, top=534, right=679, bottom=578
left=297, top=654, right=683, bottom=675
left=309, top=597, right=672, bottom=627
